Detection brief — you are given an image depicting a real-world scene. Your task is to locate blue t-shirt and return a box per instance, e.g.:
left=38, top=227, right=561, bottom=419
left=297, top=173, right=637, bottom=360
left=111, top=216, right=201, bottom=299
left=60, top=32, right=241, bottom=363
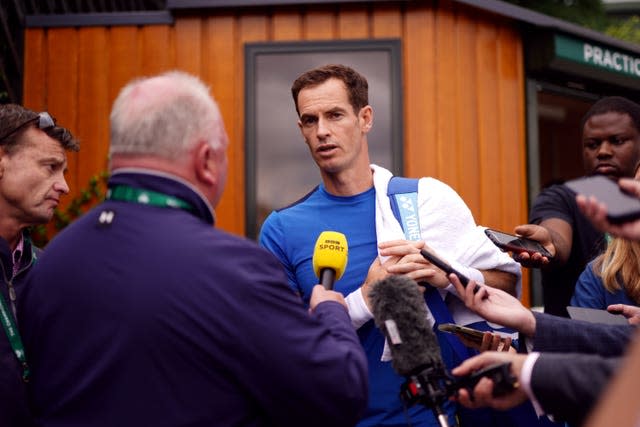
left=571, top=260, right=637, bottom=308
left=260, top=181, right=561, bottom=427
left=259, top=184, right=455, bottom=427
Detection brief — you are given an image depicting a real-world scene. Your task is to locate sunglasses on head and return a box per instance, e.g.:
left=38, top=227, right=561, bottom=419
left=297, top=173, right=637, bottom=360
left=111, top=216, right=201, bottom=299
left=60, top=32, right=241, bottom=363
left=0, top=112, right=56, bottom=143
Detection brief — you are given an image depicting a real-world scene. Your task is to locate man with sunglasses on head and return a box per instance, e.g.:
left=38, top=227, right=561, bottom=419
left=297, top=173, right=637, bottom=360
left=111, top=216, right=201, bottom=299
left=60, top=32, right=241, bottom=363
left=0, top=104, right=78, bottom=427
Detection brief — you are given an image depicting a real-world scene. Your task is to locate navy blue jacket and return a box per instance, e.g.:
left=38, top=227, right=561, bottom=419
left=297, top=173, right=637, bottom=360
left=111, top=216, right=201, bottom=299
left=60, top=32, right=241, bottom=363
left=19, top=171, right=368, bottom=427
left=529, top=312, right=635, bottom=426
left=0, top=232, right=39, bottom=427
left=532, top=311, right=634, bottom=356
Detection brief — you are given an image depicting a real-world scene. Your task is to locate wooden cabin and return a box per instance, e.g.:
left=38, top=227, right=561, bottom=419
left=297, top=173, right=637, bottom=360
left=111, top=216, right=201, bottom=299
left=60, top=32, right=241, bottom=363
left=21, top=0, right=640, bottom=305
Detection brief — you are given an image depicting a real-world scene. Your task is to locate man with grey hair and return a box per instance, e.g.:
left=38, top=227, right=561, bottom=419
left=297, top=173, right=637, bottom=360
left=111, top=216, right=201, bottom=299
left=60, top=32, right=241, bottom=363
left=19, top=71, right=368, bottom=427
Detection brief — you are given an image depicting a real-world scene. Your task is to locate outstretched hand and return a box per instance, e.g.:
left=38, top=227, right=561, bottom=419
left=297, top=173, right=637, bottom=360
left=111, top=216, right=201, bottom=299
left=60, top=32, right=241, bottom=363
left=608, top=303, right=640, bottom=325
left=456, top=331, right=514, bottom=353
left=449, top=274, right=537, bottom=336
left=576, top=178, right=640, bottom=241
left=452, top=352, right=528, bottom=410
left=511, top=224, right=555, bottom=268
left=309, top=285, right=347, bottom=313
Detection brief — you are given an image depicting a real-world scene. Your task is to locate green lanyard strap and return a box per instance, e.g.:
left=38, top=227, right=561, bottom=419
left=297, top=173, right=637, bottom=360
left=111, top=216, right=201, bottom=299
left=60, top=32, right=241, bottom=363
left=605, top=232, right=613, bottom=245
left=107, top=185, right=194, bottom=212
left=0, top=292, right=29, bottom=382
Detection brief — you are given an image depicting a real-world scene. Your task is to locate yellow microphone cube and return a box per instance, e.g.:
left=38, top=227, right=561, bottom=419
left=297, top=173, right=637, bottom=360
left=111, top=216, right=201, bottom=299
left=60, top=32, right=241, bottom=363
left=312, top=231, right=348, bottom=281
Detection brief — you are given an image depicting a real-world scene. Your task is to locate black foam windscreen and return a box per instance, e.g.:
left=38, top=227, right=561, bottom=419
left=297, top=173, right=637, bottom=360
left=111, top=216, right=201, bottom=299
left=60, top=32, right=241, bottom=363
left=369, top=275, right=445, bottom=377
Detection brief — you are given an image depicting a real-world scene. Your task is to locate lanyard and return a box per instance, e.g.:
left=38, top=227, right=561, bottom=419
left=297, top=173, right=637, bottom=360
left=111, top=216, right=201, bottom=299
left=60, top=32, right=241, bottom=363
left=0, top=291, right=29, bottom=382
left=107, top=185, right=194, bottom=212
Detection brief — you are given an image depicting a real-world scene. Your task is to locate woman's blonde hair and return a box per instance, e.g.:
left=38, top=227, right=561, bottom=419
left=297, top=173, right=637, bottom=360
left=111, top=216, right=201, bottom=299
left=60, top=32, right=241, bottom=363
left=594, top=237, right=640, bottom=304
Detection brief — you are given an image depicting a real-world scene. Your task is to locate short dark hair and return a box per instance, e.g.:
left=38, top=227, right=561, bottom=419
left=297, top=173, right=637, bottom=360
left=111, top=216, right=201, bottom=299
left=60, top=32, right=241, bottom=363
left=291, top=64, right=369, bottom=116
left=0, top=104, right=79, bottom=154
left=581, top=96, right=640, bottom=135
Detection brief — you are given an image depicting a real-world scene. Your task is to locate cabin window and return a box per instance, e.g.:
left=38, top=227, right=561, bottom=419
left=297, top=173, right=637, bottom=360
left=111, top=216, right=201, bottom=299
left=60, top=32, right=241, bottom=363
left=245, top=39, right=403, bottom=239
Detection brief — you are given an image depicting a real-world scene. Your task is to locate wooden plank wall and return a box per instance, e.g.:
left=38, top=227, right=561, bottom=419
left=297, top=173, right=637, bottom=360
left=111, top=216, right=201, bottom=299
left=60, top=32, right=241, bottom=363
left=23, top=0, right=529, bottom=302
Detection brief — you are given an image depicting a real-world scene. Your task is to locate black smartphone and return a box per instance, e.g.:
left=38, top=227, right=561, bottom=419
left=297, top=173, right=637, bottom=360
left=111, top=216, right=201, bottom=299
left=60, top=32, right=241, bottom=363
left=419, top=249, right=470, bottom=287
left=438, top=323, right=485, bottom=345
left=452, top=362, right=517, bottom=398
left=484, top=228, right=553, bottom=259
left=564, top=175, right=640, bottom=224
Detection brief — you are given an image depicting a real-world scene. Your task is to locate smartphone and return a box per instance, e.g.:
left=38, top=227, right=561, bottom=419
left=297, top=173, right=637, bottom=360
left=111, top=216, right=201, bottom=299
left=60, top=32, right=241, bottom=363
left=484, top=228, right=553, bottom=259
left=566, top=306, right=629, bottom=325
left=438, top=323, right=485, bottom=345
left=419, top=249, right=470, bottom=287
left=564, top=175, right=640, bottom=224
left=452, top=362, right=517, bottom=398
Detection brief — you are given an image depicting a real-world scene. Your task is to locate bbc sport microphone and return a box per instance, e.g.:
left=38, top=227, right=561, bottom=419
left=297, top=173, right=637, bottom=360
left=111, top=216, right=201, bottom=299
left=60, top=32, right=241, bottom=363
left=369, top=275, right=451, bottom=427
left=312, top=231, right=348, bottom=290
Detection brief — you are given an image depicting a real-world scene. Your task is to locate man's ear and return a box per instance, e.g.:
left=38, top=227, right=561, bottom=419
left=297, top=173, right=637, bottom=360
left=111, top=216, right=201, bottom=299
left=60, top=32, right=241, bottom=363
left=0, top=149, right=8, bottom=179
left=194, top=142, right=217, bottom=186
left=360, top=105, right=373, bottom=132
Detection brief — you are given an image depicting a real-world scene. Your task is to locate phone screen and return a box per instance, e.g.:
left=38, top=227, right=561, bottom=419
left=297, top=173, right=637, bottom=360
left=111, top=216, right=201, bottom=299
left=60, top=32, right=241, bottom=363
left=484, top=229, right=553, bottom=258
left=565, top=175, right=640, bottom=224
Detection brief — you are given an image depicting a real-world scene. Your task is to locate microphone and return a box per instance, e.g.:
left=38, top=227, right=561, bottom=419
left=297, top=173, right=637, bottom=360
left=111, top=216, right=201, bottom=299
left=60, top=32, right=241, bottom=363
left=369, top=275, right=518, bottom=427
left=312, top=231, right=348, bottom=290
left=369, top=275, right=452, bottom=427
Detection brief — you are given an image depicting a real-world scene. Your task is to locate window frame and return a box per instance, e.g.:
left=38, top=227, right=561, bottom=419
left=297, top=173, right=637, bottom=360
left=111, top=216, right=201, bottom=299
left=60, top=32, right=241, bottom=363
left=244, top=39, right=404, bottom=239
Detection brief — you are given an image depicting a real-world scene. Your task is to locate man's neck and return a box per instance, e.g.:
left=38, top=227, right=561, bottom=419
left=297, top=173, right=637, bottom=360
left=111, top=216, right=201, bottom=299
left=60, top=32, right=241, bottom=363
left=0, top=222, right=23, bottom=251
left=321, top=165, right=374, bottom=197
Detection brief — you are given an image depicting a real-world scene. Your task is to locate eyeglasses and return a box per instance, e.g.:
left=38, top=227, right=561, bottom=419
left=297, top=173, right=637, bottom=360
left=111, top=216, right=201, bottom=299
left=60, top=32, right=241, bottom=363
left=0, top=112, right=56, bottom=143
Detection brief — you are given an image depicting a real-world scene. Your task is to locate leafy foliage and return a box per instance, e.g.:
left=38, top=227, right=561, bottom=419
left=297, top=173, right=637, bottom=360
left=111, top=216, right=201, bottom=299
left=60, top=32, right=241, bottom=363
left=504, top=0, right=606, bottom=27
left=503, top=0, right=640, bottom=44
left=604, top=15, right=640, bottom=44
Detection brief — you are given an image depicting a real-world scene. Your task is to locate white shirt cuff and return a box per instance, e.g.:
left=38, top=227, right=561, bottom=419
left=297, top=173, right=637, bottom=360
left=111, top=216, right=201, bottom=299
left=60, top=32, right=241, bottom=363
left=521, top=352, right=546, bottom=417
left=345, top=287, right=373, bottom=329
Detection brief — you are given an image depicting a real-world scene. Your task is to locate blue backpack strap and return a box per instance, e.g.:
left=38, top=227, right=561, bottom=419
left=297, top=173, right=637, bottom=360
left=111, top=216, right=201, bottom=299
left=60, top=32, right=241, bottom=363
left=387, top=177, right=422, bottom=242
left=387, top=177, right=473, bottom=367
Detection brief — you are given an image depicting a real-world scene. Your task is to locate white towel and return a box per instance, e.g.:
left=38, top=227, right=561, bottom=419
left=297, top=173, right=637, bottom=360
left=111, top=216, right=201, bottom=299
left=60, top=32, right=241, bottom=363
left=345, top=165, right=522, bottom=359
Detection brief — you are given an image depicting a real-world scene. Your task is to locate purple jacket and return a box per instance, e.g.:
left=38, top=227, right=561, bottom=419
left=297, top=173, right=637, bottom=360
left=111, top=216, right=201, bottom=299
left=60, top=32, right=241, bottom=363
left=19, top=171, right=368, bottom=427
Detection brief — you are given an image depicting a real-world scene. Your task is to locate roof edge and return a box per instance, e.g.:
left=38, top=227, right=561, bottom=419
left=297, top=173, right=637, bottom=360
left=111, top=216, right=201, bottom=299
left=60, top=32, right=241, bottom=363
left=456, top=0, right=640, bottom=54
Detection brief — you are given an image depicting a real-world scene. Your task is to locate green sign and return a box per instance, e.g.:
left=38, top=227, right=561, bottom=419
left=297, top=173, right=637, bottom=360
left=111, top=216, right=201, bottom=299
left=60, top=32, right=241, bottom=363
left=555, top=34, right=640, bottom=79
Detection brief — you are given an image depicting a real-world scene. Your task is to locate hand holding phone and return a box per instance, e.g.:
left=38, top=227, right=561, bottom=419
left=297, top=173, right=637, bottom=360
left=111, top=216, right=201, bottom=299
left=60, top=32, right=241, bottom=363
left=565, top=175, right=640, bottom=224
left=567, top=306, right=629, bottom=325
left=484, top=228, right=553, bottom=259
left=438, top=323, right=485, bottom=345
left=438, top=323, right=513, bottom=352
left=419, top=249, right=470, bottom=287
left=452, top=362, right=518, bottom=399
